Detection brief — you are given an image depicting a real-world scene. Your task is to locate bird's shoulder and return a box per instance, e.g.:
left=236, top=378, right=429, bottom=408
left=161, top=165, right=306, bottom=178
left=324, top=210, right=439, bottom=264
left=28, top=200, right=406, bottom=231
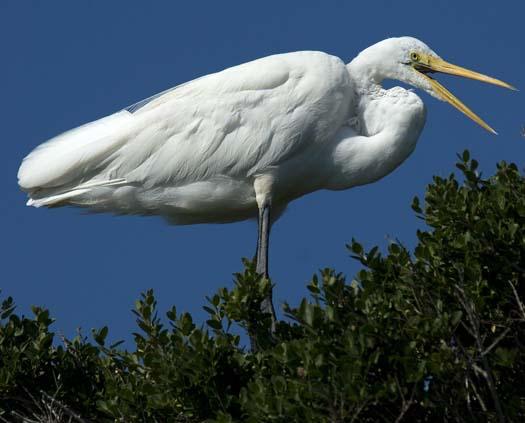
left=128, top=51, right=350, bottom=115
left=219, top=51, right=350, bottom=94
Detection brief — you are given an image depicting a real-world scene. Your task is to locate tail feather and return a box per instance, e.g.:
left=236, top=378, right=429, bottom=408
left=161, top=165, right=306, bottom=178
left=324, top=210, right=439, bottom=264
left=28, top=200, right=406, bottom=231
left=26, top=178, right=128, bottom=207
left=18, top=111, right=133, bottom=191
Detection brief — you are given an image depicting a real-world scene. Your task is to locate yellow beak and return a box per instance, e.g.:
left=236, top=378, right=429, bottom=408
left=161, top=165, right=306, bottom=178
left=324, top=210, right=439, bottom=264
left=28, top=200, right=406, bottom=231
left=414, top=55, right=516, bottom=134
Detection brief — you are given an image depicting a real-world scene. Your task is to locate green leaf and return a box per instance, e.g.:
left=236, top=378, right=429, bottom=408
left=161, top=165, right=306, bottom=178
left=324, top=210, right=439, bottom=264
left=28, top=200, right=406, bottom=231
left=206, top=319, right=222, bottom=331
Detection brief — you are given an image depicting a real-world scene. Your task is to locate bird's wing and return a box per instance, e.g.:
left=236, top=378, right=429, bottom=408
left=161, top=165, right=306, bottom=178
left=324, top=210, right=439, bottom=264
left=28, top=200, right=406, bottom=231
left=113, top=51, right=352, bottom=188
left=19, top=51, right=352, bottom=192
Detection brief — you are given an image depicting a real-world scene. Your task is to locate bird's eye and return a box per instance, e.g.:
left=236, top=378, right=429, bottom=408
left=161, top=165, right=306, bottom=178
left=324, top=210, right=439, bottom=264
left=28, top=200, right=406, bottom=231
left=410, top=52, right=420, bottom=62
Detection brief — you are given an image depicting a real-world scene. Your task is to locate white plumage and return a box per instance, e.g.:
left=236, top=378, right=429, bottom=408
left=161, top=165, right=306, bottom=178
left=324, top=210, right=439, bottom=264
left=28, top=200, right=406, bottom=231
left=20, top=51, right=354, bottom=221
left=18, top=37, right=512, bottom=289
left=19, top=42, right=419, bottom=219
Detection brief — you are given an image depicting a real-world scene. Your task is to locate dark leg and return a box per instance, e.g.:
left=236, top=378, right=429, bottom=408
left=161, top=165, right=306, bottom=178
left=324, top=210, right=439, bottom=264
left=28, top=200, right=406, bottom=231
left=256, top=204, right=277, bottom=332
left=256, top=204, right=270, bottom=277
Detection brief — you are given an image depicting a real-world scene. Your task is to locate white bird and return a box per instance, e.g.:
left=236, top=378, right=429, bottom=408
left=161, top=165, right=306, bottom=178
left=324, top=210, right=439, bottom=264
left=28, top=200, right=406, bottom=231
left=18, top=37, right=513, bottom=322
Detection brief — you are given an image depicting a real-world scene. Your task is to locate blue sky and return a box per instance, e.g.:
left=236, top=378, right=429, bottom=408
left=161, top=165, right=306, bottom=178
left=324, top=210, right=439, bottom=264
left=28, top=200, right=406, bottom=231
left=1, top=1, right=524, bottom=345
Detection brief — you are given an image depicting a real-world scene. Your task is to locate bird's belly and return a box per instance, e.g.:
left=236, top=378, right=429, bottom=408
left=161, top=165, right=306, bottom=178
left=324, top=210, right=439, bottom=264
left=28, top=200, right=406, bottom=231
left=106, top=177, right=258, bottom=225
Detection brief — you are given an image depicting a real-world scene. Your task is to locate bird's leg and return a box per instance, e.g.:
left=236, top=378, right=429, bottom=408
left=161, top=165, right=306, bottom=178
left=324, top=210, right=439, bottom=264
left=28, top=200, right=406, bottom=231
left=256, top=203, right=277, bottom=334
left=250, top=176, right=277, bottom=352
left=248, top=203, right=276, bottom=352
left=256, top=204, right=270, bottom=277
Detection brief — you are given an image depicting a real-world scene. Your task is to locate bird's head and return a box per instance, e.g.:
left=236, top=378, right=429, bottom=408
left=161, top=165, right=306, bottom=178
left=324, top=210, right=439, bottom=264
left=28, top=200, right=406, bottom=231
left=352, top=36, right=516, bottom=134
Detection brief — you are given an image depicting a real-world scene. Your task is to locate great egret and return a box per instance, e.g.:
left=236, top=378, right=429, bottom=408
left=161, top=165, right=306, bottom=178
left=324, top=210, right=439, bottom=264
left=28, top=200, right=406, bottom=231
left=18, top=36, right=514, bottom=323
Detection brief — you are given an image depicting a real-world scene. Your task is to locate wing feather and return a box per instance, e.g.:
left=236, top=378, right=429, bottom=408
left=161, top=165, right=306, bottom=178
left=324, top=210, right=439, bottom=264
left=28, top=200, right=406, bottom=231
left=19, top=51, right=352, bottom=200
left=18, top=111, right=133, bottom=190
left=112, top=51, right=352, bottom=188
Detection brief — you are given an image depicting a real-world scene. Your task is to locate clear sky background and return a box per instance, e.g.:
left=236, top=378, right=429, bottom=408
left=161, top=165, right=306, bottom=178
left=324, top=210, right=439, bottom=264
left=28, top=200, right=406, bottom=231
left=1, top=1, right=524, bottom=346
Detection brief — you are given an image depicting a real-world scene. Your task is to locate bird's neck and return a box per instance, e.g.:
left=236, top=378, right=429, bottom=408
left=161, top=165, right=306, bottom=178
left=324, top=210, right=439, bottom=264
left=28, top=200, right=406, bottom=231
left=325, top=119, right=423, bottom=191
left=346, top=55, right=386, bottom=96
left=323, top=65, right=426, bottom=191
